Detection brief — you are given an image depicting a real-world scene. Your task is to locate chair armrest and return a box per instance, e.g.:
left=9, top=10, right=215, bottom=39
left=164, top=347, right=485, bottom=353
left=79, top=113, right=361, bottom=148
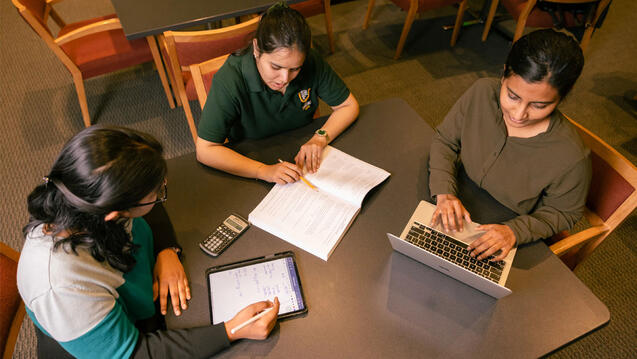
left=54, top=18, right=122, bottom=46
left=549, top=225, right=608, bottom=256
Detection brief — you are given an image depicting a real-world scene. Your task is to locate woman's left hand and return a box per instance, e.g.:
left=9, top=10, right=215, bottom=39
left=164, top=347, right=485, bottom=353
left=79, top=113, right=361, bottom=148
left=295, top=135, right=328, bottom=173
left=153, top=249, right=191, bottom=316
left=467, top=224, right=516, bottom=261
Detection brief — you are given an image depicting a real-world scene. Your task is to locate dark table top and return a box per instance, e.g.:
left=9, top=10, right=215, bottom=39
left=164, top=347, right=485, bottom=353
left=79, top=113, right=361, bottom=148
left=164, top=98, right=609, bottom=358
left=111, top=0, right=305, bottom=40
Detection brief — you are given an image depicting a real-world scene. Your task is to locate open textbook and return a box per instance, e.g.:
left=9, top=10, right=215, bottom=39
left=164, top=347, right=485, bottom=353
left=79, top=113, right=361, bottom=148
left=248, top=146, right=390, bottom=261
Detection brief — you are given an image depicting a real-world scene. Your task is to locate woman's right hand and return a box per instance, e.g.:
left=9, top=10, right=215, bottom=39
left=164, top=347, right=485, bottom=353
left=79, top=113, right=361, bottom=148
left=225, top=297, right=280, bottom=341
left=431, top=194, right=472, bottom=232
left=257, top=162, right=302, bottom=184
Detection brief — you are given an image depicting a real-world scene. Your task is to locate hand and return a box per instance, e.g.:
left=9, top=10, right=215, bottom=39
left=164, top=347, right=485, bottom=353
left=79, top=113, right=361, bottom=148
left=467, top=224, right=516, bottom=261
left=153, top=249, right=191, bottom=316
left=225, top=297, right=280, bottom=341
left=431, top=194, right=471, bottom=232
left=295, top=135, right=328, bottom=173
left=257, top=162, right=302, bottom=184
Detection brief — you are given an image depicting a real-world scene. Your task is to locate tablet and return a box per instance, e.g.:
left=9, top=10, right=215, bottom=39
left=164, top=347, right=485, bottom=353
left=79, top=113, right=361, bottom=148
left=205, top=251, right=307, bottom=325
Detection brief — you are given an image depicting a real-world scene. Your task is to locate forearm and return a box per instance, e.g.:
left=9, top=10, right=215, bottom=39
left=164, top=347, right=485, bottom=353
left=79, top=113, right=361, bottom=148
left=428, top=130, right=461, bottom=196
left=196, top=139, right=267, bottom=180
left=504, top=207, right=583, bottom=245
left=143, top=204, right=179, bottom=257
left=131, top=324, right=230, bottom=359
left=321, top=93, right=359, bottom=143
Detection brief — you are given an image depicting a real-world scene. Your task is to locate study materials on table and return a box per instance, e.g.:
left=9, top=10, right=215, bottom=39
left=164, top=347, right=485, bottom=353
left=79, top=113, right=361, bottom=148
left=249, top=146, right=391, bottom=260
left=206, top=251, right=307, bottom=325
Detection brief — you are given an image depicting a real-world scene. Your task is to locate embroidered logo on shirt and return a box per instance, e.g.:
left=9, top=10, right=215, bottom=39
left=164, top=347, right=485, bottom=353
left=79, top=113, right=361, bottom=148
left=298, top=88, right=312, bottom=111
left=298, top=88, right=311, bottom=102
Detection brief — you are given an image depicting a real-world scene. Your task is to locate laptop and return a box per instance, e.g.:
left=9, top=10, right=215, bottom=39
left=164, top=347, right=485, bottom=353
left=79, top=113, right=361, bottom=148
left=387, top=201, right=516, bottom=298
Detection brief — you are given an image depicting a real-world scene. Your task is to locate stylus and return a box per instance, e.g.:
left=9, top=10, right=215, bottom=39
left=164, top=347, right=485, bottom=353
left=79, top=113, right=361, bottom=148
left=230, top=307, right=275, bottom=334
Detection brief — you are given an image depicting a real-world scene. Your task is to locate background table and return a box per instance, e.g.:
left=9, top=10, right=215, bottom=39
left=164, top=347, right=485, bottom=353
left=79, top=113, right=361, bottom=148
left=111, top=0, right=305, bottom=40
left=164, top=98, right=609, bottom=358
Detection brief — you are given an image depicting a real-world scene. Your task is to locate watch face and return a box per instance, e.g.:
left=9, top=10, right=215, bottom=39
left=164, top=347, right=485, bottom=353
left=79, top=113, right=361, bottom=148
left=317, top=129, right=326, bottom=136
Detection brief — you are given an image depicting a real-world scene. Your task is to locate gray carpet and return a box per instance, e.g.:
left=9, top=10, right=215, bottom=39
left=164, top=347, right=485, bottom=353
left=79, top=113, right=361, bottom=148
left=2, top=0, right=635, bottom=358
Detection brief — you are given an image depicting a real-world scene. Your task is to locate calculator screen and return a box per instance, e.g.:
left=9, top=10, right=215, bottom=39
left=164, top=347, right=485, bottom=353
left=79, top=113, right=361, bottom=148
left=225, top=218, right=243, bottom=231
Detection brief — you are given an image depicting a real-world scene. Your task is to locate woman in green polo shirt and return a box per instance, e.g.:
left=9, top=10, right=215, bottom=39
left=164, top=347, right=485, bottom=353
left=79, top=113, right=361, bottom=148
left=429, top=29, right=591, bottom=262
left=196, top=3, right=359, bottom=184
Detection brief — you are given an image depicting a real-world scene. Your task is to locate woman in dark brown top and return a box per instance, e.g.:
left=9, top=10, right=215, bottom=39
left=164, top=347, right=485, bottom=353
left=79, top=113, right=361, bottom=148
left=429, top=29, right=591, bottom=262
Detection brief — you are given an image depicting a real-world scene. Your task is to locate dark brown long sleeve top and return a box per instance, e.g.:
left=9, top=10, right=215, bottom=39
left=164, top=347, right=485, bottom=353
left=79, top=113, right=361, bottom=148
left=429, top=78, right=591, bottom=245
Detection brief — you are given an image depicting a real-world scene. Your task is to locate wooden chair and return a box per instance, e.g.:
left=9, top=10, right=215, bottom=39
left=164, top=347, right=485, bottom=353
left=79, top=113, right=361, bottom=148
left=290, top=0, right=336, bottom=53
left=162, top=17, right=260, bottom=142
left=546, top=115, right=637, bottom=270
left=363, top=0, right=468, bottom=59
left=11, top=0, right=174, bottom=128
left=0, top=242, right=25, bottom=359
left=481, top=0, right=612, bottom=51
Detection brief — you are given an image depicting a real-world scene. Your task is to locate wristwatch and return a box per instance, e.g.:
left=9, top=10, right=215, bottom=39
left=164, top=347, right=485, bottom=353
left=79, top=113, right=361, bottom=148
left=168, top=246, right=182, bottom=257
left=315, top=129, right=329, bottom=143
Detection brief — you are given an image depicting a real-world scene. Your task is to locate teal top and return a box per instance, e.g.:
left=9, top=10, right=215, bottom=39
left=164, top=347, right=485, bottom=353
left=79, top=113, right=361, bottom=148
left=18, top=218, right=155, bottom=359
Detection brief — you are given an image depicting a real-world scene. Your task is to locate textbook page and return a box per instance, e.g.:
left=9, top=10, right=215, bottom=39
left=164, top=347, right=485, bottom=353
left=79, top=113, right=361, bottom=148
left=249, top=146, right=390, bottom=261
left=249, top=180, right=359, bottom=261
left=304, top=146, right=390, bottom=206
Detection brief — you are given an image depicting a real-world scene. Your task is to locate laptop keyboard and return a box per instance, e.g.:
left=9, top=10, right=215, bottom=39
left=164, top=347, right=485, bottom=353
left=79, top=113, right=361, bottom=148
left=405, top=221, right=505, bottom=283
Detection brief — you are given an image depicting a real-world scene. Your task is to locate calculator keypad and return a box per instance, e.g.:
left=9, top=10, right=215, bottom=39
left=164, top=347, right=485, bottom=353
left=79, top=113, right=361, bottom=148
left=199, top=224, right=240, bottom=257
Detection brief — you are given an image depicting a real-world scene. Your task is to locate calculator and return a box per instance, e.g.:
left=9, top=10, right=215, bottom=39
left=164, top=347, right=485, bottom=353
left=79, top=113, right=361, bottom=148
left=199, top=214, right=250, bottom=257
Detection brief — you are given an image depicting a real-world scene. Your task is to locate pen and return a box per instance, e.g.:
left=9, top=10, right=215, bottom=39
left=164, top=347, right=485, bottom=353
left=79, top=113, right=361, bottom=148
left=230, top=307, right=275, bottom=334
left=277, top=159, right=318, bottom=191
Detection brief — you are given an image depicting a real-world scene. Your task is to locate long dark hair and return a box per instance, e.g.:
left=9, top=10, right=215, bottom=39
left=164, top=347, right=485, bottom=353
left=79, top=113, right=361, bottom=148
left=23, top=126, right=167, bottom=272
left=241, top=2, right=311, bottom=56
left=504, top=29, right=584, bottom=98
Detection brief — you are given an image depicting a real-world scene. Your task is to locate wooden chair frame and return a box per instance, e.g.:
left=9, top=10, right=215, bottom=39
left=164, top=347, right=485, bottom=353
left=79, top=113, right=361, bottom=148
left=548, top=115, right=637, bottom=269
left=162, top=16, right=260, bottom=143
left=363, top=0, right=467, bottom=59
left=190, top=54, right=231, bottom=111
left=481, top=0, right=612, bottom=51
left=11, top=0, right=174, bottom=127
left=0, top=242, right=24, bottom=359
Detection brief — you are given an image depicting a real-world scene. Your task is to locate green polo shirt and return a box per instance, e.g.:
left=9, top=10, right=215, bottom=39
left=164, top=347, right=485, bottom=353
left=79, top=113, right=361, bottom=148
left=198, top=48, right=350, bottom=143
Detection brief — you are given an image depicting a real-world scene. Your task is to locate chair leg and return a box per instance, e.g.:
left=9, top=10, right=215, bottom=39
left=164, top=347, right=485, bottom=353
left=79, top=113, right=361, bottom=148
left=324, top=0, right=335, bottom=53
left=481, top=0, right=500, bottom=42
left=513, top=0, right=536, bottom=42
left=146, top=36, right=175, bottom=109
left=580, top=26, right=594, bottom=52
left=71, top=73, right=91, bottom=127
left=362, top=0, right=375, bottom=30
left=176, top=86, right=198, bottom=143
left=394, top=0, right=418, bottom=60
left=159, top=35, right=182, bottom=107
left=450, top=0, right=467, bottom=47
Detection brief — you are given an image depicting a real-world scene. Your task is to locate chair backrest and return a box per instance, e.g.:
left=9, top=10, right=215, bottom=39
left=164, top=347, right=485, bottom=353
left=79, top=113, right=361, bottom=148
left=564, top=116, right=637, bottom=264
left=163, top=16, right=260, bottom=82
left=0, top=242, right=25, bottom=359
left=189, top=54, right=230, bottom=110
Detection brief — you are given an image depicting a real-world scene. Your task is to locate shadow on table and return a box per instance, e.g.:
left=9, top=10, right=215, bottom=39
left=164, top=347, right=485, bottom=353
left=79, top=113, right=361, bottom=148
left=384, top=252, right=495, bottom=346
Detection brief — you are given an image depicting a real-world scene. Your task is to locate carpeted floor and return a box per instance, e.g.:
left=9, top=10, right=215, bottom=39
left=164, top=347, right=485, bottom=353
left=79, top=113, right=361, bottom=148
left=1, top=0, right=635, bottom=358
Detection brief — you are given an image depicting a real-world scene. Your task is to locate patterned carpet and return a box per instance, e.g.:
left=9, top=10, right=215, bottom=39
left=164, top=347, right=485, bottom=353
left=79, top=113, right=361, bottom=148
left=1, top=0, right=635, bottom=357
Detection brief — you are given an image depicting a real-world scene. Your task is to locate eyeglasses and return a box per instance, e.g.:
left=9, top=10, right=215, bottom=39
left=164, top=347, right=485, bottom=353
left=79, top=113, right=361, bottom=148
left=130, top=181, right=168, bottom=208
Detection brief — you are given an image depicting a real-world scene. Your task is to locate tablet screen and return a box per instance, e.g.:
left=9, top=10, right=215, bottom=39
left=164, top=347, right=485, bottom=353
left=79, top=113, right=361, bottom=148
left=207, top=255, right=306, bottom=324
